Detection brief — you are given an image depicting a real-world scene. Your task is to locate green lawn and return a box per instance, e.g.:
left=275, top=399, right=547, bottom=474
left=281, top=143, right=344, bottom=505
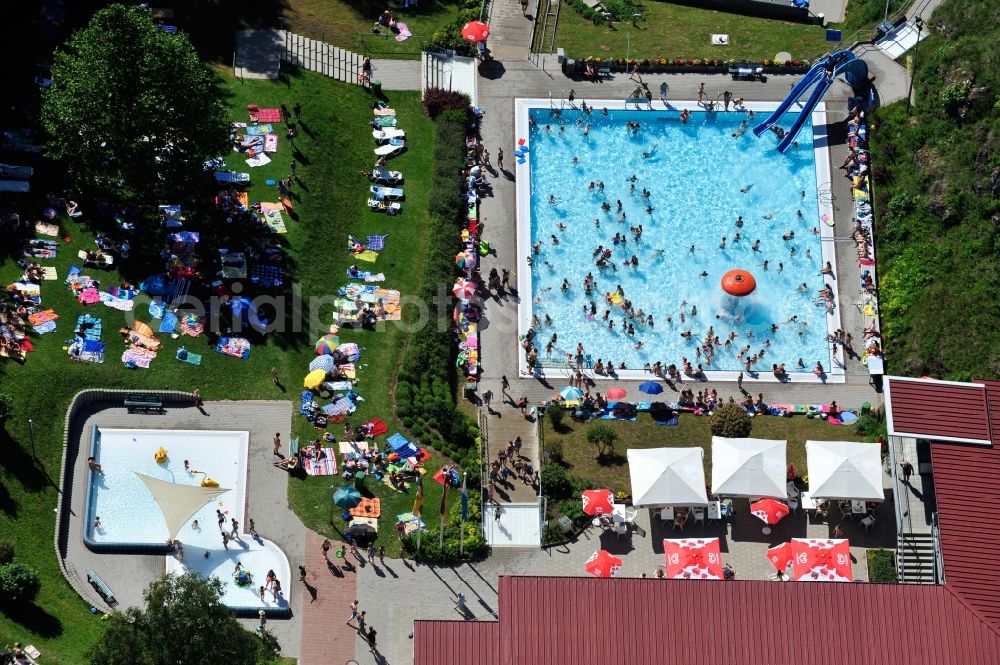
left=543, top=413, right=870, bottom=496
left=551, top=3, right=834, bottom=61
left=0, top=68, right=448, bottom=661
left=282, top=0, right=464, bottom=58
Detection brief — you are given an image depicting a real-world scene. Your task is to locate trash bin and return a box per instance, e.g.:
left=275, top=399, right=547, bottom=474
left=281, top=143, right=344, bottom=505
left=372, top=80, right=382, bottom=95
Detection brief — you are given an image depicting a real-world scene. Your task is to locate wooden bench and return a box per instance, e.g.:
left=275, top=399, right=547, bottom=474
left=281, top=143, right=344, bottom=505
left=124, top=393, right=163, bottom=414
left=86, top=569, right=118, bottom=607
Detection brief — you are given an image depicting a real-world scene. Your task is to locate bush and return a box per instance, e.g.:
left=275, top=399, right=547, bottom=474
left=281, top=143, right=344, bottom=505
left=546, top=401, right=565, bottom=430
left=0, top=562, right=41, bottom=604
left=540, top=463, right=572, bottom=499
left=709, top=403, right=753, bottom=438
left=546, top=440, right=565, bottom=465
left=422, top=87, right=472, bottom=119
left=404, top=489, right=486, bottom=563
left=0, top=394, right=12, bottom=427
left=0, top=542, right=12, bottom=565
left=586, top=423, right=618, bottom=457
left=867, top=548, right=898, bottom=583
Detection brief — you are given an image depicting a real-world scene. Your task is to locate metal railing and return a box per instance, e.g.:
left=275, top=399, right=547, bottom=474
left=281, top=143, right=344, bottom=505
left=931, top=511, right=944, bottom=583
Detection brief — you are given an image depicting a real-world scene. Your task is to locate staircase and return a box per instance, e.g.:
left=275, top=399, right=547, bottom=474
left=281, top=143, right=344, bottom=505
left=897, top=532, right=938, bottom=584
left=281, top=30, right=363, bottom=85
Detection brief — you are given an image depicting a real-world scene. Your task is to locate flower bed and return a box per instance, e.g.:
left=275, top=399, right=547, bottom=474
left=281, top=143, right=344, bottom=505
left=567, top=57, right=810, bottom=76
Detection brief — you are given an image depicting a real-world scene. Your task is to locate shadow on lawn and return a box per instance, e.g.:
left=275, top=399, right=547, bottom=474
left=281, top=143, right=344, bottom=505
left=0, top=600, right=63, bottom=638
left=0, top=430, right=54, bottom=494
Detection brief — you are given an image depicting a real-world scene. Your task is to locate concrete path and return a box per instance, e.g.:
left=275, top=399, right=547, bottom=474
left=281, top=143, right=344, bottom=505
left=486, top=0, right=533, bottom=61
left=298, top=530, right=361, bottom=665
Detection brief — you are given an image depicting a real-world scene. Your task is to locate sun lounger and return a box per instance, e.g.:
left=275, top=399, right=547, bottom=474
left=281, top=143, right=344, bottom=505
left=215, top=171, right=250, bottom=185
left=370, top=185, right=404, bottom=200
left=0, top=162, right=33, bottom=179
left=368, top=169, right=403, bottom=185
left=374, top=142, right=405, bottom=157
left=0, top=179, right=29, bottom=192
left=372, top=128, right=405, bottom=143
left=367, top=199, right=401, bottom=214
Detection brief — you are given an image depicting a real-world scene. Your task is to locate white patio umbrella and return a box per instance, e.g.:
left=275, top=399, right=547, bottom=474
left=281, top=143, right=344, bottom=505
left=710, top=437, right=787, bottom=498
left=806, top=440, right=885, bottom=501
left=627, top=448, right=708, bottom=506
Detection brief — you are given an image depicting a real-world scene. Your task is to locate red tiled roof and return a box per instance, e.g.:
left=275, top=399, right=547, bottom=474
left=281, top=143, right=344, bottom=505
left=930, top=379, right=1000, bottom=633
left=886, top=376, right=991, bottom=443
left=413, top=620, right=500, bottom=665
left=412, top=576, right=1000, bottom=665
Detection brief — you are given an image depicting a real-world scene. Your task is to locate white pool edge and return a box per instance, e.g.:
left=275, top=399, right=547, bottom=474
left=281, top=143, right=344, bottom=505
left=513, top=97, right=846, bottom=385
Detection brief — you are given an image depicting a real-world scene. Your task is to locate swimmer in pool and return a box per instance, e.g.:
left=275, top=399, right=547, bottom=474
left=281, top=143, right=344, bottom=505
left=641, top=144, right=659, bottom=159
left=740, top=183, right=755, bottom=193
left=735, top=215, right=744, bottom=228
left=732, top=120, right=748, bottom=138
left=762, top=212, right=774, bottom=220
left=572, top=156, right=579, bottom=165
left=719, top=237, right=726, bottom=249
left=548, top=194, right=557, bottom=204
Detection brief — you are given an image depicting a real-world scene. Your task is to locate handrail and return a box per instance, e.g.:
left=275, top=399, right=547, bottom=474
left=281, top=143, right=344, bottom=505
left=931, top=511, right=944, bottom=583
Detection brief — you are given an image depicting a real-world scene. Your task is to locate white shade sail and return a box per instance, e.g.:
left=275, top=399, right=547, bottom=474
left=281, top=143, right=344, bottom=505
left=806, top=440, right=885, bottom=500
left=627, top=448, right=708, bottom=506
left=136, top=473, right=230, bottom=541
left=711, top=437, right=787, bottom=498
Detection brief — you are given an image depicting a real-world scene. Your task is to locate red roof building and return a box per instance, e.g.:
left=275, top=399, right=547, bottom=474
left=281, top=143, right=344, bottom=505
left=414, top=377, right=1000, bottom=665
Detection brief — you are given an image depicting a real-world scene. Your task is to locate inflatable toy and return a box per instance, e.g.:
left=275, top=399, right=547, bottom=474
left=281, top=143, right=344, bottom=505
left=201, top=477, right=220, bottom=488
left=721, top=269, right=756, bottom=297
left=154, top=447, right=168, bottom=463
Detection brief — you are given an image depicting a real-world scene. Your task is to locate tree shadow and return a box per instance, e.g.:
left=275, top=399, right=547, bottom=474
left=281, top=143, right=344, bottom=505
left=0, top=601, right=63, bottom=638
left=596, top=451, right=627, bottom=467
left=0, top=480, right=17, bottom=517
left=0, top=429, right=53, bottom=493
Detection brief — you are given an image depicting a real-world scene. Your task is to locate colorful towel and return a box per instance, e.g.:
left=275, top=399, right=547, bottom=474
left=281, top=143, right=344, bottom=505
left=100, top=293, right=135, bottom=311
left=159, top=311, right=179, bottom=333
left=356, top=250, right=379, bottom=263
left=75, top=314, right=102, bottom=340
left=180, top=314, right=205, bottom=337
left=251, top=108, right=282, bottom=123
left=35, top=222, right=59, bottom=236
left=347, top=270, right=372, bottom=280
left=121, top=348, right=153, bottom=368
left=41, top=267, right=57, bottom=280
left=365, top=417, right=389, bottom=437
left=216, top=336, right=251, bottom=359
left=246, top=153, right=271, bottom=168
left=300, top=390, right=317, bottom=416
left=364, top=273, right=385, bottom=282
left=78, top=287, right=100, bottom=305
left=323, top=397, right=356, bottom=416
left=338, top=440, right=370, bottom=454
left=366, top=234, right=388, bottom=251
left=149, top=299, right=165, bottom=319
left=245, top=124, right=272, bottom=136
left=264, top=134, right=278, bottom=153
left=303, top=449, right=338, bottom=476
left=349, top=497, right=381, bottom=518
left=32, top=321, right=57, bottom=335
left=259, top=202, right=287, bottom=234
left=27, top=309, right=58, bottom=326
left=323, top=380, right=353, bottom=391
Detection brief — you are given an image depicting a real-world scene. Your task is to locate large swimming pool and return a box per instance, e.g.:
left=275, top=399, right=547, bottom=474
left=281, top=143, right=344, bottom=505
left=515, top=100, right=842, bottom=381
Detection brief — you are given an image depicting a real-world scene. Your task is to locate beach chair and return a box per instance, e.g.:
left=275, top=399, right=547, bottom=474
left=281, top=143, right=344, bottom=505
left=78, top=249, right=113, bottom=268
left=369, top=185, right=404, bottom=200
left=372, top=128, right=406, bottom=143
left=368, top=168, right=403, bottom=185
left=374, top=140, right=405, bottom=157
left=729, top=64, right=765, bottom=81
left=367, top=199, right=401, bottom=215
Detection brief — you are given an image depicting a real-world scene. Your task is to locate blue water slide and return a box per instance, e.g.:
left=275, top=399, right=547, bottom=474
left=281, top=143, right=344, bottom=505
left=776, top=52, right=858, bottom=153
left=752, top=50, right=852, bottom=138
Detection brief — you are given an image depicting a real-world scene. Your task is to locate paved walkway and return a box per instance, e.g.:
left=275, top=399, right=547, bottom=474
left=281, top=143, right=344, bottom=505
left=298, top=530, right=360, bottom=665
left=58, top=400, right=305, bottom=659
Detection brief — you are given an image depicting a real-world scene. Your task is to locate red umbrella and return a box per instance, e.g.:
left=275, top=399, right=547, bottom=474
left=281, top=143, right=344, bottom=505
left=581, top=489, right=615, bottom=516
left=791, top=538, right=853, bottom=582
left=766, top=542, right=794, bottom=572
left=663, top=538, right=724, bottom=579
left=461, top=20, right=490, bottom=43
left=606, top=387, right=628, bottom=401
left=750, top=498, right=789, bottom=534
left=584, top=549, right=623, bottom=578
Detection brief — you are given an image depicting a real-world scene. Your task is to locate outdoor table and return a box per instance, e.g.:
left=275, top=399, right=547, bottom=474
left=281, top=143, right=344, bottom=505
left=707, top=501, right=722, bottom=522
left=660, top=506, right=675, bottom=521
left=851, top=500, right=868, bottom=515
left=800, top=492, right=817, bottom=511
left=612, top=503, right=627, bottom=523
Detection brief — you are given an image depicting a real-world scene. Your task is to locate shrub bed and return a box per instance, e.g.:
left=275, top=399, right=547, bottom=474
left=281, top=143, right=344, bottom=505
left=404, top=489, right=487, bottom=563
left=867, top=548, right=898, bottom=583
left=396, top=102, right=480, bottom=478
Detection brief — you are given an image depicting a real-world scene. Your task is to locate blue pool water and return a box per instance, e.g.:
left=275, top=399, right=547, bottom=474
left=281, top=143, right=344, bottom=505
left=527, top=106, right=833, bottom=374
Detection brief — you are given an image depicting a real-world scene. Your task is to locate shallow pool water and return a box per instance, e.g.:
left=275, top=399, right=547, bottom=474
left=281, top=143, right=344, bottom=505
left=527, top=106, right=834, bottom=374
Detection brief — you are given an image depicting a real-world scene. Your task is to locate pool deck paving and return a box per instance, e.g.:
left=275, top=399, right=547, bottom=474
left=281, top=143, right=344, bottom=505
left=59, top=400, right=306, bottom=660
left=472, top=54, right=885, bottom=413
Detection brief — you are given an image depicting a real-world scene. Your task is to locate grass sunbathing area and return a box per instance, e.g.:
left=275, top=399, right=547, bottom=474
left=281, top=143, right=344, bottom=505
left=0, top=68, right=446, bottom=662
left=543, top=412, right=870, bottom=496
left=551, top=4, right=834, bottom=62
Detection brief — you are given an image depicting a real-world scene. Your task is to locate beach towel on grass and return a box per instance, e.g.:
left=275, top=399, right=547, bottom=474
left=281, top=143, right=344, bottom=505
left=300, top=390, right=317, bottom=416
left=366, top=234, right=388, bottom=251
left=159, top=311, right=178, bottom=333
left=322, top=380, right=354, bottom=392
left=246, top=153, right=271, bottom=168
left=121, top=349, right=152, bottom=368
left=323, top=397, right=355, bottom=416
left=347, top=269, right=372, bottom=280
left=258, top=202, right=287, bottom=234
left=100, top=292, right=135, bottom=311
left=349, top=497, right=381, bottom=518
left=264, top=134, right=279, bottom=152
left=304, top=449, right=338, bottom=476
left=365, top=417, right=389, bottom=437
left=180, top=314, right=204, bottom=337
left=251, top=108, right=282, bottom=123
left=245, top=124, right=272, bottom=136
left=654, top=415, right=680, bottom=426
left=216, top=336, right=251, bottom=359
left=148, top=299, right=165, bottom=319
left=76, top=287, right=98, bottom=305
left=28, top=309, right=58, bottom=326
left=32, top=321, right=57, bottom=335
left=41, top=267, right=57, bottom=280
left=356, top=250, right=379, bottom=263
left=338, top=440, right=370, bottom=455
left=35, top=222, right=59, bottom=236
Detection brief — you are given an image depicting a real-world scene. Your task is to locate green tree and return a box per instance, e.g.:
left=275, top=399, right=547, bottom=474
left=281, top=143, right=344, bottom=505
left=86, top=573, right=279, bottom=665
left=0, top=562, right=41, bottom=604
left=41, top=4, right=229, bottom=203
left=586, top=423, right=618, bottom=458
left=710, top=403, right=753, bottom=438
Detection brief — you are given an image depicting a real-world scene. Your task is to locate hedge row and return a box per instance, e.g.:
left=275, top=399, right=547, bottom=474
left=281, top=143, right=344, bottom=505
left=396, top=104, right=480, bottom=477
left=403, top=488, right=486, bottom=563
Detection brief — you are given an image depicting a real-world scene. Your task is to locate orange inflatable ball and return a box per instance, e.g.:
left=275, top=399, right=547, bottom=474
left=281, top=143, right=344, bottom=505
left=721, top=269, right=756, bottom=297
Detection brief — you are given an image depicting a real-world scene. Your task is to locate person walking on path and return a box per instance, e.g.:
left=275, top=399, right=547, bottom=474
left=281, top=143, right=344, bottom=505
left=899, top=460, right=914, bottom=484
left=356, top=611, right=367, bottom=634
left=322, top=538, right=331, bottom=560
left=272, top=578, right=281, bottom=602
left=497, top=147, right=504, bottom=170
left=367, top=627, right=378, bottom=654
left=298, top=565, right=307, bottom=584
left=271, top=366, right=280, bottom=385
left=248, top=518, right=258, bottom=538
left=454, top=592, right=468, bottom=614
left=217, top=509, right=225, bottom=530
left=222, top=532, right=231, bottom=550
left=501, top=375, right=510, bottom=396
left=346, top=599, right=359, bottom=625
left=378, top=544, right=386, bottom=565
left=289, top=161, right=297, bottom=179
left=494, top=505, right=502, bottom=523
left=273, top=433, right=281, bottom=456
left=366, top=543, right=376, bottom=564
left=230, top=518, right=240, bottom=539
left=293, top=101, right=302, bottom=120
